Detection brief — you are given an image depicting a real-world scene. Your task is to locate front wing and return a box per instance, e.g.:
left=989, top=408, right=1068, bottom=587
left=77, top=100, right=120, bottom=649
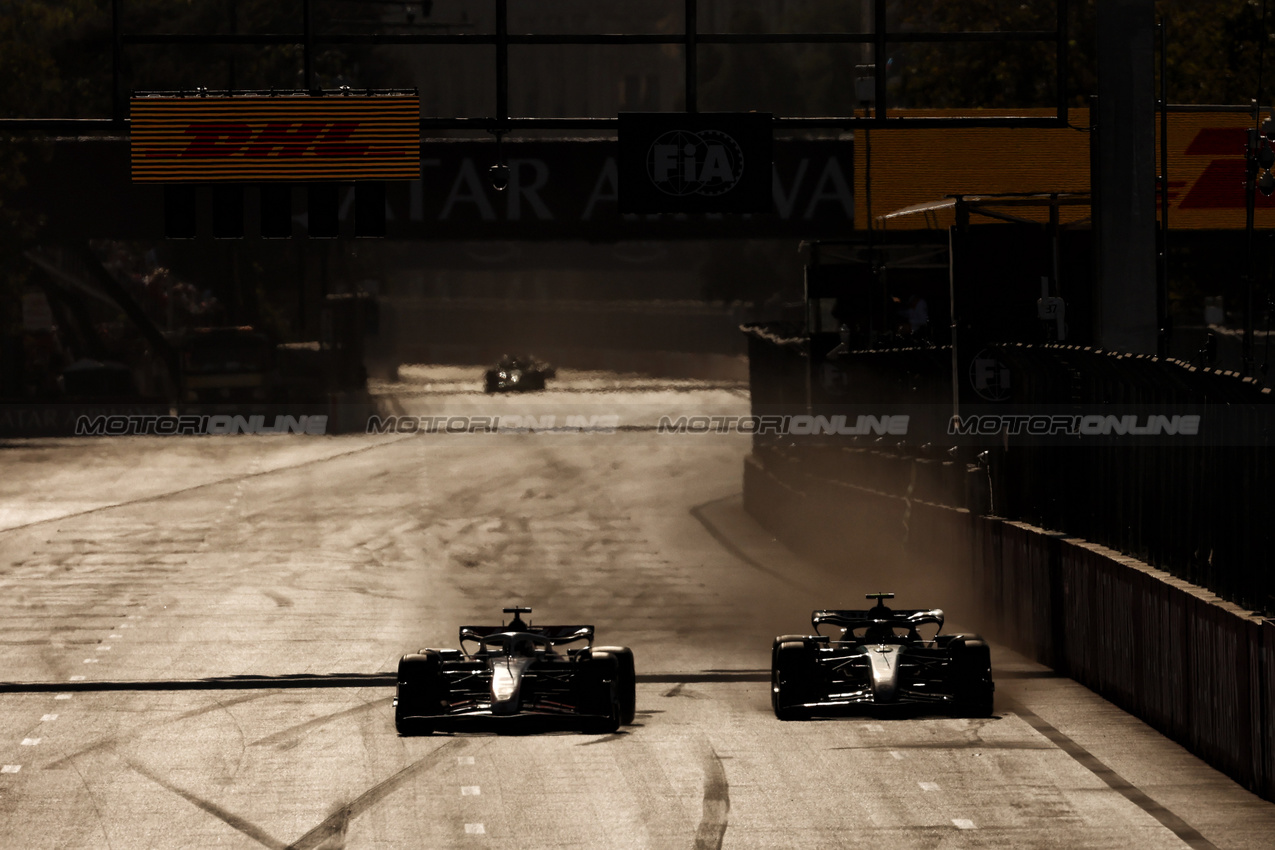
left=397, top=661, right=608, bottom=723
left=790, top=647, right=958, bottom=711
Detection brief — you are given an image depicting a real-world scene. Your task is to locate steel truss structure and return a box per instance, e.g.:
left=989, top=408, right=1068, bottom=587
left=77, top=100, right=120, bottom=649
left=0, top=0, right=1069, bottom=134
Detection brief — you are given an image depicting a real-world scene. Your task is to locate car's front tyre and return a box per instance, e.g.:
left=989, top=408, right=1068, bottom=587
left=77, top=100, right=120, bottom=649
left=594, top=646, right=636, bottom=725
left=396, top=651, right=445, bottom=735
left=577, top=651, right=622, bottom=734
left=772, top=639, right=814, bottom=721
left=947, top=637, right=995, bottom=718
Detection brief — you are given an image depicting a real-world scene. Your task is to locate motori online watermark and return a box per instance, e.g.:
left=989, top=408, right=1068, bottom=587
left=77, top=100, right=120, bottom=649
left=364, top=414, right=910, bottom=435
left=947, top=414, right=1200, bottom=437
left=658, top=414, right=909, bottom=435
left=367, top=414, right=621, bottom=434
left=75, top=414, right=328, bottom=436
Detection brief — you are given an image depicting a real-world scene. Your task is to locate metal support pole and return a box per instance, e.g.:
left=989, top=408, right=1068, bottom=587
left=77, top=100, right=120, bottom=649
left=685, top=0, right=697, bottom=113
left=227, top=0, right=238, bottom=91
left=496, top=0, right=508, bottom=124
left=1246, top=121, right=1258, bottom=376
left=949, top=224, right=960, bottom=423
left=112, top=0, right=123, bottom=123
left=873, top=0, right=887, bottom=120
left=1057, top=0, right=1069, bottom=125
left=1050, top=194, right=1061, bottom=301
left=1158, top=18, right=1170, bottom=356
left=1095, top=0, right=1157, bottom=354
left=303, top=0, right=314, bottom=91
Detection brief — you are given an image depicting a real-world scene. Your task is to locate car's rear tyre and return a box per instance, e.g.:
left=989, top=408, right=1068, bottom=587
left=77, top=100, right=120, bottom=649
left=577, top=651, right=622, bottom=733
left=772, top=640, right=814, bottom=721
left=396, top=651, right=446, bottom=735
left=595, top=646, right=636, bottom=725
left=948, top=637, right=995, bottom=718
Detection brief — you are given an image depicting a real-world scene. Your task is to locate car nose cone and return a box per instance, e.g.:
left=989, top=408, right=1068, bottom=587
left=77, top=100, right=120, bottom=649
left=489, top=655, right=535, bottom=715
left=867, top=645, right=902, bottom=703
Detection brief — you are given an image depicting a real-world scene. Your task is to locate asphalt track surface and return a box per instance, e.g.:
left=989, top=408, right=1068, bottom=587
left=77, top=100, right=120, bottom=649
left=0, top=366, right=1272, bottom=849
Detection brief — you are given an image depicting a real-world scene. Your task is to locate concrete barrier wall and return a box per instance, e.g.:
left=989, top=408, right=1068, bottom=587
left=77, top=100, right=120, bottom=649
left=744, top=453, right=1275, bottom=800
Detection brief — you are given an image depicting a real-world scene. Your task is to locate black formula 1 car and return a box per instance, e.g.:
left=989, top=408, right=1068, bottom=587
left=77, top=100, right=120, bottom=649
left=771, top=593, right=994, bottom=719
left=394, top=607, right=636, bottom=735
left=484, top=355, right=555, bottom=393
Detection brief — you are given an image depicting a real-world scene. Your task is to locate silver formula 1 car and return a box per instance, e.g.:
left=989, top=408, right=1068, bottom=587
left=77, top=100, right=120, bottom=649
left=394, top=607, right=636, bottom=735
left=771, top=593, right=994, bottom=719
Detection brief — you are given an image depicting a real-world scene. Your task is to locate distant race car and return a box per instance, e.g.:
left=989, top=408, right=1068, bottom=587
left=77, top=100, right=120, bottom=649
left=771, top=593, right=994, bottom=719
left=484, top=355, right=555, bottom=393
left=394, top=607, right=636, bottom=735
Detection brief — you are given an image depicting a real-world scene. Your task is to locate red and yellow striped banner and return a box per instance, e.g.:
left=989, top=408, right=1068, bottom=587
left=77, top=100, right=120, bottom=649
left=130, top=94, right=420, bottom=182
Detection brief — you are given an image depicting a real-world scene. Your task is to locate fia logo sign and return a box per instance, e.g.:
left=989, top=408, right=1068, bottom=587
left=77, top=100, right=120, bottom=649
left=645, top=130, right=745, bottom=197
left=970, top=349, right=1012, bottom=401
left=618, top=112, right=772, bottom=214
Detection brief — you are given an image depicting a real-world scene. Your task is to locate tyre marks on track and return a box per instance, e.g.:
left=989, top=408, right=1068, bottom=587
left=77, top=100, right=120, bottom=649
left=261, top=591, right=293, bottom=609
left=1006, top=697, right=1218, bottom=850
left=45, top=691, right=276, bottom=769
left=285, top=738, right=465, bottom=850
left=249, top=697, right=392, bottom=749
left=689, top=497, right=819, bottom=596
left=693, top=743, right=730, bottom=850
left=0, top=438, right=411, bottom=537
left=125, top=757, right=289, bottom=850
left=123, top=738, right=466, bottom=850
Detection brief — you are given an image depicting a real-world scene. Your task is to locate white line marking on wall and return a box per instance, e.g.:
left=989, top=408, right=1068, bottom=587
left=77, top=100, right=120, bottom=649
left=1, top=766, right=20, bottom=774
left=952, top=819, right=975, bottom=830
left=20, top=739, right=39, bottom=746
left=461, top=786, right=481, bottom=796
left=889, top=750, right=903, bottom=759
left=919, top=781, right=940, bottom=791
left=54, top=694, right=72, bottom=700
left=458, top=756, right=475, bottom=765
left=464, top=824, right=486, bottom=834
left=40, top=715, right=57, bottom=723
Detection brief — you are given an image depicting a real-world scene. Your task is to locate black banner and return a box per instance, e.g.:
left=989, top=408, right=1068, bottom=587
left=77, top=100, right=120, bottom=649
left=16, top=136, right=852, bottom=241
left=617, top=112, right=774, bottom=214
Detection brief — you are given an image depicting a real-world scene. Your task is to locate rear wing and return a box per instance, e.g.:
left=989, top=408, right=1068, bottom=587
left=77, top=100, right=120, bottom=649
left=458, top=624, right=595, bottom=647
left=812, top=609, right=944, bottom=635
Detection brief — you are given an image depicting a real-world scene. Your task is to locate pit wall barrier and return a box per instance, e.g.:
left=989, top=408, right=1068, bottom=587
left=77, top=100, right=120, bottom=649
left=743, top=451, right=1275, bottom=801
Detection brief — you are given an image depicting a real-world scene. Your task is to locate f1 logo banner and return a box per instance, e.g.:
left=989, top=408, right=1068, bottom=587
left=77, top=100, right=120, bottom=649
left=618, top=113, right=773, bottom=214
left=130, top=93, right=420, bottom=182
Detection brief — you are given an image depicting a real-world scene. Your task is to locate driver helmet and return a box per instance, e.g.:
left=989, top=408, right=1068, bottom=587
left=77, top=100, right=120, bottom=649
left=865, top=622, right=894, bottom=643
